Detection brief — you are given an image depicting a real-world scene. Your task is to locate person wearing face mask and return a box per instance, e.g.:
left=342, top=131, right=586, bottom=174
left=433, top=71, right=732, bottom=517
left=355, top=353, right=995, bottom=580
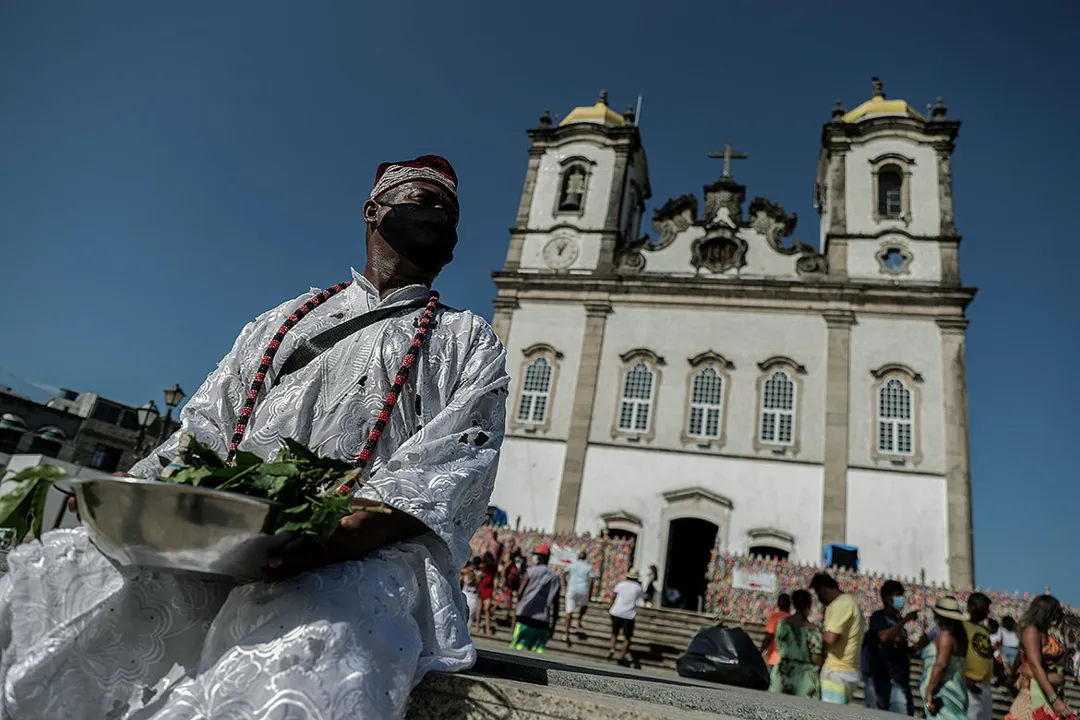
left=0, top=155, right=511, bottom=720
left=863, top=580, right=925, bottom=715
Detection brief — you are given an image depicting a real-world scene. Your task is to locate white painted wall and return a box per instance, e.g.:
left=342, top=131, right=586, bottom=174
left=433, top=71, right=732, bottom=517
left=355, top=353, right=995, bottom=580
left=849, top=317, right=945, bottom=474
left=576, top=444, right=824, bottom=577
left=846, top=234, right=943, bottom=283
left=636, top=225, right=705, bottom=276
left=846, top=468, right=949, bottom=582
left=502, top=301, right=586, bottom=441
left=590, top=305, right=827, bottom=463
left=490, top=437, right=566, bottom=531
left=641, top=224, right=807, bottom=279
left=528, top=140, right=616, bottom=233
left=844, top=138, right=940, bottom=238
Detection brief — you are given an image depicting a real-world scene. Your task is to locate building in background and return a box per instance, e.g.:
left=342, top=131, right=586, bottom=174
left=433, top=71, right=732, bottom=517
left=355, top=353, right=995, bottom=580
left=489, top=80, right=974, bottom=609
left=0, top=387, right=180, bottom=473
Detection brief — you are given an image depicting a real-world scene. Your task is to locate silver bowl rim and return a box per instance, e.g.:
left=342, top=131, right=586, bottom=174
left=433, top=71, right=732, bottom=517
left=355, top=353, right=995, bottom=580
left=69, top=476, right=283, bottom=511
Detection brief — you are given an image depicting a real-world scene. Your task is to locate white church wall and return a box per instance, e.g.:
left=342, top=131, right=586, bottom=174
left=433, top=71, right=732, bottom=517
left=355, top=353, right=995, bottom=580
left=576, top=444, right=824, bottom=577
left=734, top=228, right=803, bottom=278
left=590, top=305, right=827, bottom=463
left=528, top=140, right=615, bottom=232
left=491, top=436, right=566, bottom=532
left=638, top=225, right=706, bottom=275
left=848, top=317, right=945, bottom=474
left=845, top=468, right=949, bottom=583
left=846, top=232, right=943, bottom=283
left=844, top=138, right=941, bottom=238
left=503, top=301, right=587, bottom=442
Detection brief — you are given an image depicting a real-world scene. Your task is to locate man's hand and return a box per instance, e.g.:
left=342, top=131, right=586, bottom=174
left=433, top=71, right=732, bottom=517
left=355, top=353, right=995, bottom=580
left=264, top=499, right=426, bottom=581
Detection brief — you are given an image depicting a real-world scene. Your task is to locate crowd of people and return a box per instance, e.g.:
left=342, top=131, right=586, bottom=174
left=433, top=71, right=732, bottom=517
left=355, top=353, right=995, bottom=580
left=472, top=526, right=1079, bottom=718
left=462, top=528, right=646, bottom=663
left=758, top=574, right=1078, bottom=720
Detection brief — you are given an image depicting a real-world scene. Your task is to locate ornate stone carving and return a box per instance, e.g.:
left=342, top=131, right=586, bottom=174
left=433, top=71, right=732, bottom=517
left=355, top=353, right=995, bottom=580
left=614, top=237, right=648, bottom=274
left=795, top=253, right=829, bottom=275
left=747, top=197, right=828, bottom=276
left=691, top=231, right=748, bottom=273
left=748, top=197, right=798, bottom=249
left=651, top=195, right=698, bottom=250
left=701, top=177, right=745, bottom=230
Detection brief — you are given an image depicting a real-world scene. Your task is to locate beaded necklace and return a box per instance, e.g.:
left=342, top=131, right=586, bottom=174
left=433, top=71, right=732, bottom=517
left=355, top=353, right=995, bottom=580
left=224, top=281, right=440, bottom=497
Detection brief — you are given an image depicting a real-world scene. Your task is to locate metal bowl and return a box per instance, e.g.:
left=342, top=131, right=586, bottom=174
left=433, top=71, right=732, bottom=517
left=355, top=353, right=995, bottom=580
left=71, top=477, right=291, bottom=581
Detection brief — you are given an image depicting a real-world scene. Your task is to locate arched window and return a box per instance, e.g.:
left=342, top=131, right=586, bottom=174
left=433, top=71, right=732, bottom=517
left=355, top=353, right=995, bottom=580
left=618, top=362, right=655, bottom=432
left=760, top=370, right=796, bottom=445
left=877, top=165, right=903, bottom=219
left=558, top=166, right=588, bottom=212
left=517, top=356, right=553, bottom=424
left=687, top=367, right=724, bottom=439
left=877, top=377, right=914, bottom=455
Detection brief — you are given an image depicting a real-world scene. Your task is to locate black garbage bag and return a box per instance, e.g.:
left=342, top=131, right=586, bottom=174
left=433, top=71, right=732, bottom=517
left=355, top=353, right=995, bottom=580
left=675, top=625, right=770, bottom=691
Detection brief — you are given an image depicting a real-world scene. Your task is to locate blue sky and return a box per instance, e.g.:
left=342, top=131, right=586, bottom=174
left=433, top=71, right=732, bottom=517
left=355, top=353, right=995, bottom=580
left=1, top=1, right=1076, bottom=603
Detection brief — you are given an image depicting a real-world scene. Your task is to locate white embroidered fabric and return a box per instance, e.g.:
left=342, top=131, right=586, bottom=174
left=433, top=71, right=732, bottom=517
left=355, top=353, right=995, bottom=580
left=0, top=271, right=509, bottom=719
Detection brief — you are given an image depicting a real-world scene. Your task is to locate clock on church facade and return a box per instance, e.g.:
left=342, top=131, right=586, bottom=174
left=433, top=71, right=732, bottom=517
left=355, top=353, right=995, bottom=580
left=488, top=83, right=974, bottom=604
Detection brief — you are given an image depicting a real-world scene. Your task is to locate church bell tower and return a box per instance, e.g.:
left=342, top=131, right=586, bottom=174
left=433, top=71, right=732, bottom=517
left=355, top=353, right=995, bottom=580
left=815, top=78, right=962, bottom=286
left=499, top=92, right=651, bottom=278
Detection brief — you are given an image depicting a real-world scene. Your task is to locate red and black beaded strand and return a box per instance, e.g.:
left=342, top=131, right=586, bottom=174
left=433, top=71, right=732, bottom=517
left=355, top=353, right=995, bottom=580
left=335, top=291, right=440, bottom=496
left=224, top=283, right=441, bottom=500
left=225, top=281, right=353, bottom=465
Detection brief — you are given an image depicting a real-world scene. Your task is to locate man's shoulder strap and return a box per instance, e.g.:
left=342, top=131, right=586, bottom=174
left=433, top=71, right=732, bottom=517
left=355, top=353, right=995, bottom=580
left=273, top=298, right=454, bottom=387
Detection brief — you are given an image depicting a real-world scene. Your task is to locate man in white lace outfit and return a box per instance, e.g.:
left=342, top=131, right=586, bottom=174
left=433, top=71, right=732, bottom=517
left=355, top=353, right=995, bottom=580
left=0, top=156, right=509, bottom=719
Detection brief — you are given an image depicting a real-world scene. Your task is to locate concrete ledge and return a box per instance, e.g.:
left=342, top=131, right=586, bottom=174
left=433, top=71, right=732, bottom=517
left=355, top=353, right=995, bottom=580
left=409, top=647, right=897, bottom=719
left=408, top=673, right=726, bottom=719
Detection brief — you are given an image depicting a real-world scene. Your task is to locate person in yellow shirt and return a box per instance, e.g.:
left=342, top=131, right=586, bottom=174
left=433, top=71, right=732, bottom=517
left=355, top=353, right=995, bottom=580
left=963, top=593, right=994, bottom=720
left=811, top=572, right=866, bottom=705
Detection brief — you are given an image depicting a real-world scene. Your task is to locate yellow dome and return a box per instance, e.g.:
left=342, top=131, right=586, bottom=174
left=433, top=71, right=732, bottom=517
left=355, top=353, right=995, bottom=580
left=841, top=78, right=925, bottom=123
left=559, top=90, right=626, bottom=128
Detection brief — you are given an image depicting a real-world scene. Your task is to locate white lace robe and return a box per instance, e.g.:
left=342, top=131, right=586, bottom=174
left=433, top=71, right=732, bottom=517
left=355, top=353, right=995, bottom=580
left=0, top=271, right=509, bottom=719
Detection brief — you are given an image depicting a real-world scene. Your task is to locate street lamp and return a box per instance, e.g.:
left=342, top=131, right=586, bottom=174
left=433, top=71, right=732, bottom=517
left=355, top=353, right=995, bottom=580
left=136, top=400, right=160, bottom=454
left=159, top=384, right=186, bottom=443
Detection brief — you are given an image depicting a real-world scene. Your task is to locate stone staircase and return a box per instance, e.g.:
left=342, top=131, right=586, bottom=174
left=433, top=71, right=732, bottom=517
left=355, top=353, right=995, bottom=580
left=485, top=602, right=1080, bottom=719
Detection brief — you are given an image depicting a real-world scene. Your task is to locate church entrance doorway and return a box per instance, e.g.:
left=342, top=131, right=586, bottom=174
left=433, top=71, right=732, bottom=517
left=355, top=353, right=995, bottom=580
left=662, top=517, right=718, bottom=611
left=606, top=528, right=637, bottom=567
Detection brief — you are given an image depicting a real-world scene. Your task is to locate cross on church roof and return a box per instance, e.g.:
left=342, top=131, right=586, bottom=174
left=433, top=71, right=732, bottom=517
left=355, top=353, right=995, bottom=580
left=707, top=141, right=748, bottom=178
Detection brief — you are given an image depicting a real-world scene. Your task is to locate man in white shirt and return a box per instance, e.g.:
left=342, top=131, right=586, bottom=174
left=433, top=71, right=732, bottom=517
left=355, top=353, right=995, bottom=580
left=608, top=568, right=644, bottom=665
left=563, top=550, right=596, bottom=642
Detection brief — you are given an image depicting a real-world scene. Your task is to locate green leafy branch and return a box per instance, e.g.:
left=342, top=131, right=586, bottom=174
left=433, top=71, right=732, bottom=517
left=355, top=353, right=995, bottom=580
left=0, top=465, right=67, bottom=544
left=160, top=435, right=383, bottom=543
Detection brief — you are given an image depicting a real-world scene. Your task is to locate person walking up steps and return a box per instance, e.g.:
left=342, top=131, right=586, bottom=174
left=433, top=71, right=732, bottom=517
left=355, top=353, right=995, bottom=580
left=563, top=550, right=596, bottom=643
left=509, top=545, right=561, bottom=654
left=608, top=568, right=644, bottom=666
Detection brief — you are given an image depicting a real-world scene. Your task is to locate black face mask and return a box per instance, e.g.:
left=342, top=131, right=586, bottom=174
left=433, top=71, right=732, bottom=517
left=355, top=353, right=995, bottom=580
left=375, top=203, right=457, bottom=273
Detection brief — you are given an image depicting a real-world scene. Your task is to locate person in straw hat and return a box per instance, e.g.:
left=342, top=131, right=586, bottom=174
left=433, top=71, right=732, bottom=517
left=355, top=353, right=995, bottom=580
left=0, top=156, right=511, bottom=719
left=921, top=596, right=971, bottom=719
left=608, top=567, right=644, bottom=665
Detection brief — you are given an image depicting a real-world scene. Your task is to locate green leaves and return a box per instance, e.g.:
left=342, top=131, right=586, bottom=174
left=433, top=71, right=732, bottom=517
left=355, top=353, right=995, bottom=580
left=0, top=464, right=67, bottom=544
left=163, top=435, right=367, bottom=542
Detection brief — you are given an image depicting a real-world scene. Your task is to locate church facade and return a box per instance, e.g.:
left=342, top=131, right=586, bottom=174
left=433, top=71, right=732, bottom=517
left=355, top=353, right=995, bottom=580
left=488, top=81, right=976, bottom=605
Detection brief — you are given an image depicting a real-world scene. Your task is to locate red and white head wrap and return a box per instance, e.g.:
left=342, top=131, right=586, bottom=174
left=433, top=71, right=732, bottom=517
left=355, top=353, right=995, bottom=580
left=369, top=155, right=458, bottom=203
